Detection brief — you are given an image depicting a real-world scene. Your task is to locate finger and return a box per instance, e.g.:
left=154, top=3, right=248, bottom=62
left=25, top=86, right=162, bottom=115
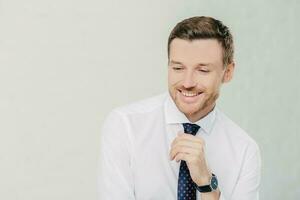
left=171, top=136, right=198, bottom=148
left=174, top=152, right=189, bottom=162
left=170, top=144, right=199, bottom=160
left=171, top=137, right=204, bottom=149
left=176, top=153, right=202, bottom=165
left=172, top=140, right=201, bottom=150
left=179, top=133, right=205, bottom=144
left=175, top=131, right=205, bottom=143
left=170, top=141, right=204, bottom=160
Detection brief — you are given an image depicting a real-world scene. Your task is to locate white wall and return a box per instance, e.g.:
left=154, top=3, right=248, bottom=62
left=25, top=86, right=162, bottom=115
left=0, top=0, right=299, bottom=199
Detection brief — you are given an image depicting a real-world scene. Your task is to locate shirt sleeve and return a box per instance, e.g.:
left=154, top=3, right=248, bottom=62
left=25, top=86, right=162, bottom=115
left=221, top=142, right=261, bottom=200
left=97, top=110, right=135, bottom=200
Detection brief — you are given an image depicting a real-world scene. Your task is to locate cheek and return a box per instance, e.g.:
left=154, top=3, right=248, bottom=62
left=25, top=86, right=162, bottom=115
left=198, top=76, right=221, bottom=92
left=206, top=81, right=221, bottom=93
left=168, top=72, right=182, bottom=86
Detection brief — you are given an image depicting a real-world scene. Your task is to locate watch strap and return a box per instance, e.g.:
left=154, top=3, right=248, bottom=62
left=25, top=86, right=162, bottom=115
left=194, top=173, right=217, bottom=193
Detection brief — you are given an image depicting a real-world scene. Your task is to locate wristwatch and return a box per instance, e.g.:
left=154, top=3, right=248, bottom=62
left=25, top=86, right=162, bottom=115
left=194, top=173, right=218, bottom=193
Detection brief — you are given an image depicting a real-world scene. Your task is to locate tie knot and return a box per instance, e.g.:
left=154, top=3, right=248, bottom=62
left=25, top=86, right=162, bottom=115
left=182, top=123, right=200, bottom=135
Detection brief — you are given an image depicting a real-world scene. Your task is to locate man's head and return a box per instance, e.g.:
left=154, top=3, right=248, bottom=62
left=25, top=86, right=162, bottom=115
left=167, top=16, right=235, bottom=122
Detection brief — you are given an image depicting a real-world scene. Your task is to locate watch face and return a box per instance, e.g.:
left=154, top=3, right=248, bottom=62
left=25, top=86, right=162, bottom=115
left=211, top=176, right=218, bottom=190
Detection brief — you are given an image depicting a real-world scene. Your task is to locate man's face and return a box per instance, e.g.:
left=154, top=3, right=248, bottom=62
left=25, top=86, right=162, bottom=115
left=168, top=38, right=234, bottom=122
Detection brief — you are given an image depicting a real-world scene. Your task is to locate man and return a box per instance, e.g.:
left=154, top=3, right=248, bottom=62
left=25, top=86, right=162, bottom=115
left=98, top=16, right=261, bottom=200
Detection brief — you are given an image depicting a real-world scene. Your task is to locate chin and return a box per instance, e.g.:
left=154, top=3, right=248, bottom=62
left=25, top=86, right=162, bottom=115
left=177, top=101, right=202, bottom=115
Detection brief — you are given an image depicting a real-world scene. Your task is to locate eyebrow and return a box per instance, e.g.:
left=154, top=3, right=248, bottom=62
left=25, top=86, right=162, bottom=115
left=169, top=60, right=212, bottom=67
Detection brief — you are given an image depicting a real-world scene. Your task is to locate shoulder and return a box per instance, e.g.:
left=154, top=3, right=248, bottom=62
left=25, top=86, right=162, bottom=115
left=101, top=92, right=168, bottom=139
left=102, top=92, right=167, bottom=126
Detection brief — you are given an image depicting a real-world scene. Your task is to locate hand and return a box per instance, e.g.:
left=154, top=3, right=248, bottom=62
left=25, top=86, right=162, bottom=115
left=169, top=132, right=211, bottom=186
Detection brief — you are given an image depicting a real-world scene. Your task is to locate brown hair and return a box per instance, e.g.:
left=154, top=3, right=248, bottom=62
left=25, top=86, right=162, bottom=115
left=167, top=16, right=234, bottom=66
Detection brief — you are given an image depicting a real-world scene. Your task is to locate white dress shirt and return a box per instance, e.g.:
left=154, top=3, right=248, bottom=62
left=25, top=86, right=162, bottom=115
left=98, top=92, right=261, bottom=200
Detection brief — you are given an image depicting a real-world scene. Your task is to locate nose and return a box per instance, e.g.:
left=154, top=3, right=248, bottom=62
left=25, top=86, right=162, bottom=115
left=182, top=70, right=197, bottom=89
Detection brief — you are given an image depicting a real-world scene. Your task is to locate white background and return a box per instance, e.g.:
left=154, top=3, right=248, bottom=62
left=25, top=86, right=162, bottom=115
left=0, top=0, right=299, bottom=199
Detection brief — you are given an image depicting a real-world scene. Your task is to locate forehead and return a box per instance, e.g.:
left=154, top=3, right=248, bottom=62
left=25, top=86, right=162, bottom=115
left=169, top=38, right=223, bottom=66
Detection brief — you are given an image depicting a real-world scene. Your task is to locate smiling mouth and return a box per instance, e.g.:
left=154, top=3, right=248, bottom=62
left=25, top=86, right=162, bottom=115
left=178, top=89, right=203, bottom=97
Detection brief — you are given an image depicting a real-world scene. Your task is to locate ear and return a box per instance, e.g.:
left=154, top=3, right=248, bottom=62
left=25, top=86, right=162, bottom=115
left=222, top=62, right=235, bottom=83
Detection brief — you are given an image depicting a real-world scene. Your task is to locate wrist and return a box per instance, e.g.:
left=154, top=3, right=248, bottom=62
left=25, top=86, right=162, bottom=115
left=195, top=173, right=212, bottom=186
left=194, top=173, right=218, bottom=193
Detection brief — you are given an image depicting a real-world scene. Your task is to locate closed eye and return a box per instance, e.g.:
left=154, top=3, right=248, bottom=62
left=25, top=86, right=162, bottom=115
left=198, top=69, right=209, bottom=73
left=172, top=67, right=184, bottom=71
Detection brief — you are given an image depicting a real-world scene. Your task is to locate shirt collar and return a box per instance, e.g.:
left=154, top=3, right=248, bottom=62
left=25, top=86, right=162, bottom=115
left=164, top=92, right=217, bottom=134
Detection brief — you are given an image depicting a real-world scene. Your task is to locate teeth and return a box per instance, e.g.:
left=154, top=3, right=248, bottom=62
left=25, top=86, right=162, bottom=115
left=181, top=91, right=198, bottom=97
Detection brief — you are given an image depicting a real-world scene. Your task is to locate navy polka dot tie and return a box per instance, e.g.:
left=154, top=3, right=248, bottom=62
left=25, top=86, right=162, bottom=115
left=177, top=123, right=200, bottom=200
